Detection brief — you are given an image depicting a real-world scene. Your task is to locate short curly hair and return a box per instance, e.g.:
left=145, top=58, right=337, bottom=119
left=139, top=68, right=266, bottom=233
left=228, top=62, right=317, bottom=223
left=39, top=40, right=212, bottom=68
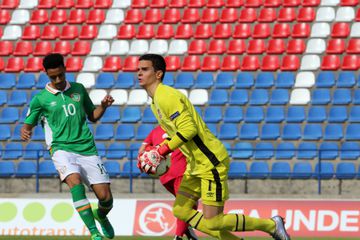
left=43, top=53, right=65, bottom=71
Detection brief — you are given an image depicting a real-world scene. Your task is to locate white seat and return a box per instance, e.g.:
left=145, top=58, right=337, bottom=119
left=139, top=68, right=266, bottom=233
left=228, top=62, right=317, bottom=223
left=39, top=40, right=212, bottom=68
left=18, top=0, right=38, bottom=9
left=129, top=40, right=149, bottom=55
left=112, top=0, right=131, bottom=8
left=336, top=7, right=355, bottom=22
left=306, top=39, right=326, bottom=54
left=10, top=10, right=29, bottom=24
left=177, top=89, right=188, bottom=98
left=168, top=40, right=188, bottom=55
left=189, top=89, right=208, bottom=105
left=89, top=89, right=107, bottom=105
left=97, top=25, right=117, bottom=39
left=1, top=26, right=22, bottom=40
left=109, top=40, right=129, bottom=55
left=90, top=40, right=110, bottom=56
left=320, top=0, right=339, bottom=6
left=300, top=55, right=320, bottom=70
left=316, top=7, right=335, bottom=22
left=76, top=73, right=95, bottom=88
left=289, top=89, right=310, bottom=105
left=127, top=89, right=149, bottom=105
left=148, top=40, right=168, bottom=55
left=82, top=57, right=103, bottom=72
left=104, top=9, right=124, bottom=24
left=294, top=72, right=315, bottom=88
left=350, top=22, right=360, bottom=37
left=310, top=23, right=330, bottom=38
left=109, top=89, right=128, bottom=105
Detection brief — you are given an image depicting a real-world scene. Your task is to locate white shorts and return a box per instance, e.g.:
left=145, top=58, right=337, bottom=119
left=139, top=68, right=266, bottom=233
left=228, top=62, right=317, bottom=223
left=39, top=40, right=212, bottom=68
left=52, top=150, right=110, bottom=186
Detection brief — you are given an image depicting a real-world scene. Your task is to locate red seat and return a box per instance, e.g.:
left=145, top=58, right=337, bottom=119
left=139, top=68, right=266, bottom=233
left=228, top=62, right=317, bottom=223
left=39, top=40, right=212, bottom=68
left=247, top=39, right=265, bottom=54
left=267, top=39, right=285, bottom=54
left=201, top=8, right=219, bottom=23
left=244, top=0, right=262, bottom=7
left=297, top=8, right=315, bottom=22
left=54, top=41, right=71, bottom=55
left=33, top=41, right=52, bottom=56
left=264, top=0, right=281, bottom=7
left=87, top=9, right=105, bottom=24
left=233, top=24, right=251, bottom=38
left=292, top=23, right=310, bottom=38
left=181, top=56, right=201, bottom=71
left=175, top=24, right=194, bottom=39
left=227, top=39, right=246, bottom=54
left=5, top=57, right=24, bottom=72
left=241, top=55, right=259, bottom=71
left=165, top=56, right=181, bottom=71
left=258, top=8, right=277, bottom=23
left=124, top=9, right=143, bottom=24
left=103, top=56, right=122, bottom=72
left=342, top=55, right=359, bottom=70
left=182, top=8, right=200, bottom=23
left=327, top=39, right=346, bottom=54
left=221, top=55, right=240, bottom=71
left=207, top=0, right=225, bottom=7
left=151, top=0, right=168, bottom=7
left=66, top=57, right=83, bottom=72
left=71, top=41, right=90, bottom=56
left=56, top=0, right=75, bottom=8
left=261, top=55, right=280, bottom=71
left=49, top=9, right=67, bottom=24
left=60, top=25, right=79, bottom=40
left=94, top=0, right=112, bottom=8
left=214, top=24, right=232, bottom=39
left=201, top=56, right=220, bottom=71
left=68, top=9, right=86, bottom=24
left=188, top=0, right=206, bottom=7
left=0, top=28, right=2, bottom=38
left=194, top=24, right=213, bottom=39
left=13, top=41, right=33, bottom=56
left=0, top=0, right=19, bottom=9
left=225, top=0, right=243, bottom=7
left=22, top=25, right=41, bottom=40
left=156, top=24, right=174, bottom=39
left=169, top=0, right=187, bottom=7
left=239, top=8, right=257, bottom=23
left=252, top=24, right=271, bottom=38
left=123, top=56, right=139, bottom=72
left=76, top=0, right=94, bottom=8
left=302, top=0, right=320, bottom=6
left=0, top=10, right=10, bottom=24
left=281, top=55, right=300, bottom=71
left=287, top=39, right=305, bottom=54
left=136, top=25, right=155, bottom=39
left=25, top=57, right=43, bottom=72
left=0, top=41, right=13, bottom=56
left=163, top=9, right=181, bottom=23
left=272, top=23, right=291, bottom=38
left=188, top=40, right=207, bottom=54
left=331, top=22, right=350, bottom=38
left=117, top=25, right=135, bottom=39
left=356, top=8, right=360, bottom=21
left=283, top=0, right=301, bottom=7
left=144, top=9, right=162, bottom=24
left=340, top=0, right=358, bottom=6
left=41, top=25, right=60, bottom=40
left=30, top=9, right=48, bottom=24
left=131, top=0, right=149, bottom=8
left=79, top=25, right=98, bottom=40
left=321, top=55, right=341, bottom=70
left=208, top=40, right=226, bottom=54
left=0, top=58, right=4, bottom=71
left=278, top=8, right=296, bottom=22
left=220, top=8, right=238, bottom=23
left=347, top=39, right=360, bottom=54
left=38, top=0, right=56, bottom=8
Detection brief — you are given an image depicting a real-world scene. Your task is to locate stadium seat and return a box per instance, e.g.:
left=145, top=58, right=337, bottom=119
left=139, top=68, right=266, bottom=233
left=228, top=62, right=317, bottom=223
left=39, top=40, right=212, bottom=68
left=0, top=125, right=11, bottom=140
left=40, top=25, right=59, bottom=40
left=95, top=73, right=114, bottom=89
left=8, top=90, right=27, bottom=106
left=336, top=162, right=356, bottom=179
left=32, top=125, right=45, bottom=141
left=124, top=9, right=142, bottom=24
left=0, top=107, right=19, bottom=123
left=204, top=107, right=222, bottom=123
left=201, top=8, right=218, bottom=23
left=321, top=55, right=341, bottom=70
left=311, top=89, right=331, bottom=105
left=95, top=124, right=114, bottom=140
left=188, top=0, right=206, bottom=7
left=136, top=124, right=154, bottom=140
left=232, top=142, right=253, bottom=159
left=0, top=161, right=15, bottom=177
left=241, top=55, right=260, bottom=71
left=96, top=143, right=106, bottom=159
left=107, top=143, right=127, bottom=160
left=0, top=41, right=13, bottom=56
left=302, top=0, right=320, bottom=6
left=261, top=55, right=280, bottom=71
left=173, top=73, right=194, bottom=89
left=175, top=24, right=193, bottom=39
left=248, top=162, right=269, bottom=179
left=235, top=73, right=254, bottom=89
left=101, top=106, right=120, bottom=123
left=272, top=23, right=291, bottom=38
left=278, top=8, right=296, bottom=22
left=0, top=9, right=11, bottom=24
left=271, top=162, right=291, bottom=179
left=208, top=40, right=226, bottom=54
left=4, top=57, right=24, bottom=72
left=276, top=142, right=295, bottom=159
left=164, top=56, right=180, bottom=71
left=314, top=162, right=334, bottom=179
left=239, top=8, right=257, bottom=23
left=347, top=38, right=360, bottom=54
left=25, top=57, right=43, bottom=72
left=287, top=39, right=305, bottom=54
left=94, top=0, right=112, bottom=8
left=341, top=142, right=360, bottom=160
left=319, top=142, right=339, bottom=160
left=247, top=39, right=266, bottom=54
left=169, top=0, right=187, bottom=7
left=261, top=124, right=280, bottom=140
left=53, top=41, right=71, bottom=56
left=328, top=107, right=347, bottom=123
left=255, top=73, right=274, bottom=88
left=220, top=8, right=238, bottom=23
left=121, top=161, right=141, bottom=178
left=240, top=124, right=259, bottom=140
left=258, top=8, right=276, bottom=22
left=326, top=39, right=346, bottom=54
left=23, top=142, right=44, bottom=159
left=39, top=160, right=57, bottom=177
left=252, top=24, right=271, bottom=38
left=33, top=41, right=52, bottom=56
left=163, top=73, right=174, bottom=87
left=11, top=124, right=22, bottom=141
left=207, top=0, right=225, bottom=7
left=265, top=107, right=285, bottom=123
left=3, top=143, right=23, bottom=159
left=307, top=106, right=326, bottom=123
left=49, top=9, right=67, bottom=24
left=292, top=23, right=310, bottom=38
left=292, top=162, right=312, bottom=179
left=181, top=56, right=201, bottom=71
left=0, top=73, right=16, bottom=89
left=229, top=90, right=248, bottom=105
left=332, top=89, right=352, bottom=105
left=303, top=124, right=323, bottom=140
left=281, top=55, right=300, bottom=71
left=208, top=90, right=228, bottom=105
left=38, top=0, right=56, bottom=8
left=30, top=9, right=48, bottom=24
left=16, top=161, right=36, bottom=177
left=233, top=24, right=251, bottom=39
left=316, top=71, right=335, bottom=88
left=127, top=89, right=148, bottom=105
left=282, top=124, right=301, bottom=140
left=214, top=73, right=234, bottom=88
left=275, top=72, right=294, bottom=88
left=168, top=40, right=188, bottom=55
left=115, top=73, right=134, bottom=89
left=103, top=56, right=121, bottom=72
left=227, top=39, right=246, bottom=54
left=223, top=106, right=243, bottom=123
left=0, top=91, right=7, bottom=106
left=56, top=0, right=74, bottom=8
left=162, top=9, right=180, bottom=24
left=337, top=72, right=356, bottom=88
left=349, top=106, right=360, bottom=123
left=219, top=124, right=238, bottom=140
left=214, top=24, right=232, bottom=39
left=297, top=142, right=317, bottom=159
left=228, top=162, right=247, bottom=179
left=115, top=124, right=135, bottom=140
left=122, top=56, right=139, bottom=72
left=194, top=24, right=213, bottom=39
left=189, top=89, right=208, bottom=105
left=121, top=107, right=141, bottom=123
left=103, top=161, right=121, bottom=178
left=267, top=39, right=285, bottom=54
left=142, top=107, right=157, bottom=123
left=331, top=22, right=350, bottom=38
left=342, top=55, right=359, bottom=70
left=156, top=25, right=174, bottom=39
left=249, top=89, right=269, bottom=105
left=90, top=40, right=110, bottom=56
left=201, top=56, right=220, bottom=71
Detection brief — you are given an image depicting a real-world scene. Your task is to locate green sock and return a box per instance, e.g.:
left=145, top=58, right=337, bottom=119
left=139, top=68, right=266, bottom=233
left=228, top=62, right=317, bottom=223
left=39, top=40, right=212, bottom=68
left=70, top=184, right=98, bottom=235
left=97, top=198, right=113, bottom=219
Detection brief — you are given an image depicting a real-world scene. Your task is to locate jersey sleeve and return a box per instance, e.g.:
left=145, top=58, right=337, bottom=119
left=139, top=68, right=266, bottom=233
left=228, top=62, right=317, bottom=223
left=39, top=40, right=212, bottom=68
left=81, top=84, right=96, bottom=116
left=24, top=96, right=42, bottom=126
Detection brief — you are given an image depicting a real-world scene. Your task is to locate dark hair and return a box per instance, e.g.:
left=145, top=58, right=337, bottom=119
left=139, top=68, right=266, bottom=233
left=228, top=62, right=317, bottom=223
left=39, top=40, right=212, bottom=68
left=43, top=53, right=65, bottom=71
left=139, top=54, right=166, bottom=81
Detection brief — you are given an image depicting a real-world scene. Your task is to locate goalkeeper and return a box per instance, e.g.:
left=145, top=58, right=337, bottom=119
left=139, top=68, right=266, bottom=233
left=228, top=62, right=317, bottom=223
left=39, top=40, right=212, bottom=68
left=137, top=54, right=291, bottom=240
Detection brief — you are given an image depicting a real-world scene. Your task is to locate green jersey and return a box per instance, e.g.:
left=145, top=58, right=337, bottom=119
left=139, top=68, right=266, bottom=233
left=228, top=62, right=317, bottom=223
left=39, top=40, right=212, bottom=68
left=25, top=81, right=97, bottom=156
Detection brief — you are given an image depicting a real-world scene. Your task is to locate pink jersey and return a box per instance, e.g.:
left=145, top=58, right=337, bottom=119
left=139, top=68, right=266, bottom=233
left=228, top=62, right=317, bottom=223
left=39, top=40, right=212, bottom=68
left=143, top=126, right=187, bottom=184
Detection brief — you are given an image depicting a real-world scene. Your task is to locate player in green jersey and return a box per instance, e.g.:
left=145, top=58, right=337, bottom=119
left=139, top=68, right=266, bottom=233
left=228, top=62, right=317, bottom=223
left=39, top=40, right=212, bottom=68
left=21, top=54, right=114, bottom=240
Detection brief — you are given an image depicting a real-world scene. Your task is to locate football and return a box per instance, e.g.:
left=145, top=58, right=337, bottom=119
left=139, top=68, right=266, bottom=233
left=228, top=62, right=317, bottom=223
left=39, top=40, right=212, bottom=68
left=139, top=149, right=171, bottom=177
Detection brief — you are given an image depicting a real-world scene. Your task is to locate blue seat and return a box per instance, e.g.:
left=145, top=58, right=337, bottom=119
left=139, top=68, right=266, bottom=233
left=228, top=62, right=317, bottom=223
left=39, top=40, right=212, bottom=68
left=195, top=106, right=202, bottom=116
left=194, top=73, right=214, bottom=89
left=307, top=106, right=326, bottom=123
left=208, top=90, right=228, bottom=105
left=271, top=162, right=291, bottom=179
left=261, top=124, right=280, bottom=140
left=36, top=74, right=49, bottom=89
left=345, top=124, right=360, bottom=140
left=204, top=107, right=222, bottom=123
left=276, top=142, right=295, bottom=159
left=122, top=107, right=141, bottom=123
left=248, top=161, right=269, bottom=179
left=255, top=72, right=274, bottom=88
left=332, top=89, right=351, bottom=105
left=292, top=162, right=312, bottom=179
left=303, top=124, right=323, bottom=140
left=104, top=160, right=121, bottom=177
left=316, top=71, right=335, bottom=88
left=115, top=124, right=135, bottom=140
left=314, top=162, right=334, bottom=179
left=8, top=90, right=28, bottom=106
left=286, top=106, right=305, bottom=123
left=244, top=106, right=264, bottom=123
left=275, top=72, right=294, bottom=88
left=39, top=160, right=58, bottom=177
left=297, top=142, right=317, bottom=159
left=249, top=89, right=268, bottom=105
left=232, top=142, right=253, bottom=159
left=219, top=123, right=238, bottom=140
left=128, top=142, right=142, bottom=160
left=16, top=73, right=36, bottom=89
left=11, top=124, right=22, bottom=141
left=115, top=73, right=134, bottom=88
left=0, top=107, right=19, bottom=123
left=95, top=73, right=115, bottom=89
left=0, top=90, right=7, bottom=105
left=254, top=142, right=274, bottom=159
left=223, top=106, right=243, bottom=123
left=0, top=161, right=15, bottom=177
left=207, top=123, right=218, bottom=137
left=214, top=73, right=234, bottom=89
left=336, top=162, right=356, bottom=179
left=223, top=142, right=232, bottom=157
left=121, top=161, right=141, bottom=178
left=95, top=124, right=114, bottom=140
left=101, top=106, right=120, bottom=123
left=229, top=90, right=248, bottom=105
left=354, top=89, right=360, bottom=105
left=337, top=71, right=355, bottom=88
left=16, top=161, right=36, bottom=177
left=30, top=90, right=40, bottom=102
left=66, top=73, right=75, bottom=82
left=135, top=124, right=154, bottom=140
left=270, top=89, right=289, bottom=105
left=349, top=106, right=360, bottom=122
left=32, top=126, right=45, bottom=141
left=107, top=143, right=127, bottom=159
left=311, top=89, right=331, bottom=105
left=235, top=72, right=254, bottom=88
left=240, top=124, right=259, bottom=140
left=324, top=124, right=343, bottom=140
left=0, top=125, right=11, bottom=140
left=228, top=161, right=247, bottom=179
left=163, top=73, right=174, bottom=86
left=24, top=142, right=44, bottom=159
left=96, top=143, right=106, bottom=158
left=340, top=142, right=360, bottom=160
left=282, top=124, right=301, bottom=140
left=265, top=107, right=284, bottom=123
left=142, top=107, right=157, bottom=123
left=319, top=142, right=338, bottom=160
left=0, top=73, right=16, bottom=89
left=174, top=73, right=194, bottom=89
left=328, top=107, right=347, bottom=123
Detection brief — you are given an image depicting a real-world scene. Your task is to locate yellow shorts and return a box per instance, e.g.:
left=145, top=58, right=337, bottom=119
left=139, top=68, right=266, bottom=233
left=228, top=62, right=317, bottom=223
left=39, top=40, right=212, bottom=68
left=179, top=161, right=229, bottom=207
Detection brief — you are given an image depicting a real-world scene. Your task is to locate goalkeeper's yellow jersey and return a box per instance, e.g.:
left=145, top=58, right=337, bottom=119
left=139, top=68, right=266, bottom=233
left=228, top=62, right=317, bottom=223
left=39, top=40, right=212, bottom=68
left=151, top=83, right=229, bottom=175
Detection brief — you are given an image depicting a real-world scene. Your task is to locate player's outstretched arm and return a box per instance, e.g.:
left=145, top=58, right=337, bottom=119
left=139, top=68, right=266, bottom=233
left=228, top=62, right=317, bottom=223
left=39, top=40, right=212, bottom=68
left=20, top=123, right=34, bottom=141
left=88, top=95, right=114, bottom=122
